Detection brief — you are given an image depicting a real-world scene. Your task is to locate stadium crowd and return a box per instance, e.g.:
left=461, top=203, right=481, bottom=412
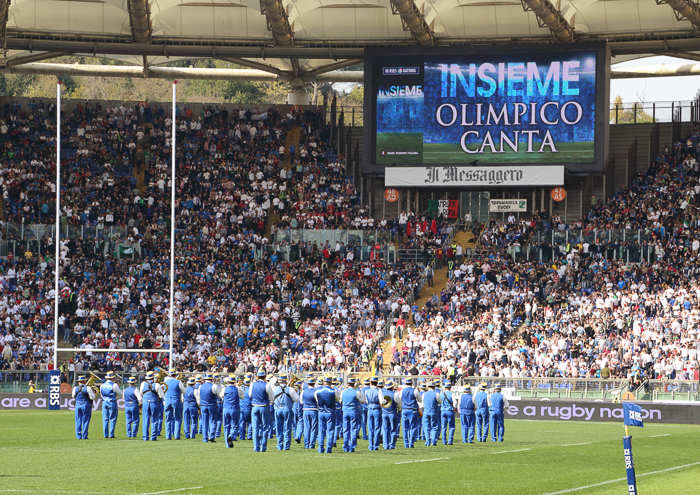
left=0, top=98, right=699, bottom=391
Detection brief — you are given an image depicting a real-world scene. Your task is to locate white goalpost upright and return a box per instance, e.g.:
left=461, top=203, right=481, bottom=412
left=53, top=82, right=61, bottom=371
left=52, top=82, right=178, bottom=372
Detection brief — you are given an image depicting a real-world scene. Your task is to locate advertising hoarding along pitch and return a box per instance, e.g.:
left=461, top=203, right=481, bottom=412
left=364, top=45, right=609, bottom=175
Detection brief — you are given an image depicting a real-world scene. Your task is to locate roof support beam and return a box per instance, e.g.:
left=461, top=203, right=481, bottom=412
left=0, top=0, right=9, bottom=40
left=389, top=0, right=434, bottom=46
left=656, top=0, right=700, bottom=29
left=218, top=57, right=282, bottom=75
left=521, top=0, right=576, bottom=43
left=307, top=59, right=363, bottom=76
left=4, top=51, right=66, bottom=67
left=127, top=0, right=152, bottom=44
left=259, top=0, right=294, bottom=46
left=2, top=62, right=365, bottom=83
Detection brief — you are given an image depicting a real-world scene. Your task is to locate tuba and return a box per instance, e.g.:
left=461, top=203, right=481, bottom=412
left=154, top=369, right=169, bottom=393
left=288, top=374, right=301, bottom=389
left=86, top=372, right=102, bottom=395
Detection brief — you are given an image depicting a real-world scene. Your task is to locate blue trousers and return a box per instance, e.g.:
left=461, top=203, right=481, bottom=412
left=275, top=408, right=293, bottom=450
left=293, top=407, right=303, bottom=441
left=200, top=404, right=216, bottom=442
left=223, top=408, right=240, bottom=445
left=268, top=405, right=276, bottom=439
left=382, top=412, right=398, bottom=449
left=125, top=405, right=140, bottom=437
left=239, top=409, right=252, bottom=440
left=489, top=412, right=505, bottom=441
left=440, top=411, right=455, bottom=444
left=334, top=408, right=342, bottom=440
left=251, top=406, right=270, bottom=452
left=317, top=411, right=334, bottom=453
left=303, top=410, right=318, bottom=449
left=102, top=400, right=117, bottom=438
left=155, top=401, right=163, bottom=436
left=142, top=401, right=158, bottom=441
left=420, top=412, right=427, bottom=440
left=359, top=408, right=368, bottom=439
left=367, top=408, right=381, bottom=450
left=424, top=411, right=439, bottom=446
left=184, top=405, right=198, bottom=439
left=342, top=409, right=358, bottom=452
left=460, top=411, right=475, bottom=443
left=401, top=410, right=418, bottom=448
left=74, top=403, right=91, bottom=439
left=164, top=402, right=183, bottom=440
left=476, top=409, right=490, bottom=441
left=215, top=403, right=223, bottom=438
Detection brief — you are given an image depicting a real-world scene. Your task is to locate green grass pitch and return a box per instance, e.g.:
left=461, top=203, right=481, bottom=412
left=2, top=411, right=699, bottom=495
left=422, top=141, right=594, bottom=164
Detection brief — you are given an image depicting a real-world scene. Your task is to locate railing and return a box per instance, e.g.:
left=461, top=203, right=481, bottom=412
left=523, top=229, right=663, bottom=264
left=1, top=223, right=131, bottom=258
left=610, top=100, right=696, bottom=124
left=271, top=228, right=399, bottom=263
left=459, top=377, right=632, bottom=400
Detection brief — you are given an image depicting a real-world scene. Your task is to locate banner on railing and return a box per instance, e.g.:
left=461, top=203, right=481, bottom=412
left=428, top=199, right=459, bottom=218
left=385, top=165, right=565, bottom=187
left=489, top=199, right=527, bottom=212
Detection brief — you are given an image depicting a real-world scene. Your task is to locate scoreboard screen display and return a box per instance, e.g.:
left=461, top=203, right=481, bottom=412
left=364, top=44, right=609, bottom=176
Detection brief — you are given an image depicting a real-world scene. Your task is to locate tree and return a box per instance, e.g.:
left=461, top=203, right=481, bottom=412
left=610, top=95, right=654, bottom=124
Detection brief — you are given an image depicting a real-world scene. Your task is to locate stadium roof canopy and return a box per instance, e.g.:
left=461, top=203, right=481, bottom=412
left=2, top=0, right=700, bottom=81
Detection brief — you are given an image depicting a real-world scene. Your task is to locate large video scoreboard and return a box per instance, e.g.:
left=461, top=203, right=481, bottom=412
left=363, top=44, right=610, bottom=187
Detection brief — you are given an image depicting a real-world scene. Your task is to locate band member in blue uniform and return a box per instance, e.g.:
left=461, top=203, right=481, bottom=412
left=195, top=375, right=204, bottom=436
left=315, top=375, right=340, bottom=454
left=475, top=382, right=490, bottom=442
left=458, top=385, right=476, bottom=443
left=422, top=380, right=442, bottom=446
left=332, top=377, right=343, bottom=447
left=340, top=377, right=365, bottom=452
left=293, top=380, right=304, bottom=444
left=183, top=377, right=199, bottom=439
left=216, top=376, right=224, bottom=439
left=396, top=378, right=422, bottom=448
left=249, top=369, right=274, bottom=452
left=418, top=382, right=427, bottom=441
left=364, top=376, right=385, bottom=451
left=239, top=376, right=253, bottom=440
left=273, top=373, right=299, bottom=451
left=140, top=371, right=165, bottom=441
left=359, top=377, right=370, bottom=440
left=300, top=376, right=318, bottom=449
left=221, top=375, right=244, bottom=447
left=164, top=370, right=186, bottom=440
left=439, top=381, right=457, bottom=445
left=194, top=373, right=221, bottom=443
left=100, top=371, right=122, bottom=438
left=381, top=380, right=400, bottom=449
left=72, top=375, right=95, bottom=440
left=489, top=383, right=509, bottom=442
left=123, top=377, right=142, bottom=438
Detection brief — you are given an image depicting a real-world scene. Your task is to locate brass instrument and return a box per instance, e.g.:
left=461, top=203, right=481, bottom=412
left=288, top=374, right=301, bottom=389
left=155, top=369, right=169, bottom=393
left=86, top=372, right=101, bottom=395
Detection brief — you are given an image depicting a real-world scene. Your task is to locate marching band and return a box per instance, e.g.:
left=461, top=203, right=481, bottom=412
left=71, top=370, right=509, bottom=449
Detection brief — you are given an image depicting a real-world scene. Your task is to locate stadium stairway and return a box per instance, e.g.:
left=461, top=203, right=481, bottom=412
left=0, top=193, right=5, bottom=221
left=283, top=125, right=302, bottom=171
left=134, top=144, right=147, bottom=194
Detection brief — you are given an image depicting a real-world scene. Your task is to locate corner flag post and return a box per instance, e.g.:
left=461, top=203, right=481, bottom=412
left=622, top=402, right=644, bottom=495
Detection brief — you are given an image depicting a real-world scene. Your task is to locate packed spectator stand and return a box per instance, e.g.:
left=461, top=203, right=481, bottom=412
left=0, top=98, right=699, bottom=398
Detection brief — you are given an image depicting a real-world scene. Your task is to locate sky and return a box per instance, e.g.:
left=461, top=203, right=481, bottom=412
left=609, top=56, right=699, bottom=104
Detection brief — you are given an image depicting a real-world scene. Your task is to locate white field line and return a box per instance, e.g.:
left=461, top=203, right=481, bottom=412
left=395, top=457, right=450, bottom=465
left=541, top=461, right=700, bottom=495
left=492, top=448, right=531, bottom=455
left=649, top=434, right=670, bottom=437
left=561, top=442, right=592, bottom=447
left=140, top=488, right=204, bottom=495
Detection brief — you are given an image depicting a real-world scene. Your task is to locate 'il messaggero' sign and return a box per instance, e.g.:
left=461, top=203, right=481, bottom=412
left=504, top=399, right=700, bottom=425
left=385, top=165, right=565, bottom=187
